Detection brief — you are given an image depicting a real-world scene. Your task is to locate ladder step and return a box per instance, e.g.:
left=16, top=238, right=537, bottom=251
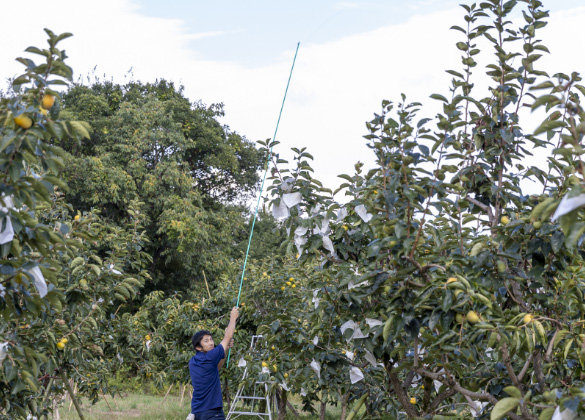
left=229, top=411, right=270, bottom=416
left=235, top=396, right=266, bottom=400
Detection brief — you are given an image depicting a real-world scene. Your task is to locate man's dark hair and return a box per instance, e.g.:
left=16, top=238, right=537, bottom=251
left=192, top=330, right=212, bottom=351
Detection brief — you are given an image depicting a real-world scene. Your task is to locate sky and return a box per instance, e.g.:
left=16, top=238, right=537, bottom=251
left=2, top=0, right=585, bottom=201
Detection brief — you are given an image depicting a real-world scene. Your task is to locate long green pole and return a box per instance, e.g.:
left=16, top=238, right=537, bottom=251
left=226, top=42, right=300, bottom=368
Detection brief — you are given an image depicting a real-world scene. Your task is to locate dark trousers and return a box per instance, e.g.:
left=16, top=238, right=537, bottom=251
left=194, top=407, right=225, bottom=420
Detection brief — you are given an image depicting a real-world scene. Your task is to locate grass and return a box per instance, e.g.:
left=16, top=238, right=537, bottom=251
left=56, top=391, right=360, bottom=420
left=58, top=393, right=188, bottom=420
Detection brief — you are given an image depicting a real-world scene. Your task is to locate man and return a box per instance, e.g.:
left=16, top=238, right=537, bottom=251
left=188, top=306, right=239, bottom=420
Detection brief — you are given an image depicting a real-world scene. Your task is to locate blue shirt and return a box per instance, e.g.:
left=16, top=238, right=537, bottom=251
left=189, top=344, right=225, bottom=414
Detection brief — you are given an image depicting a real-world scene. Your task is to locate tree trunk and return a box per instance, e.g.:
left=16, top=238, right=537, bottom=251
left=277, top=389, right=288, bottom=420
left=320, top=400, right=327, bottom=420
left=61, top=369, right=85, bottom=420
left=52, top=397, right=61, bottom=420
left=340, top=392, right=350, bottom=420
left=180, top=383, right=187, bottom=407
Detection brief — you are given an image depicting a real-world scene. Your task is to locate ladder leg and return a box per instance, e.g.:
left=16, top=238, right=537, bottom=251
left=226, top=385, right=244, bottom=419
left=265, top=384, right=272, bottom=420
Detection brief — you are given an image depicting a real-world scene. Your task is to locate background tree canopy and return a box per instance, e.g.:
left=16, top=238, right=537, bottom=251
left=57, top=80, right=282, bottom=294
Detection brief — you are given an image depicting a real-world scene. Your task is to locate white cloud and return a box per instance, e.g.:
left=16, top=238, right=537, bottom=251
left=2, top=1, right=584, bottom=200
left=334, top=2, right=360, bottom=10
left=182, top=31, right=227, bottom=41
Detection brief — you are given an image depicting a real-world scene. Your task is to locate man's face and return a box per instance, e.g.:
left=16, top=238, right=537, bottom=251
left=196, top=335, right=214, bottom=353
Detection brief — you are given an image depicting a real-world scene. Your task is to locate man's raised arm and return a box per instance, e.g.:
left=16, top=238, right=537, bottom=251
left=219, top=307, right=239, bottom=360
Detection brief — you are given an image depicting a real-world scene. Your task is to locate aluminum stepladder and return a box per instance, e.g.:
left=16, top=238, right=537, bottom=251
left=226, top=335, right=276, bottom=419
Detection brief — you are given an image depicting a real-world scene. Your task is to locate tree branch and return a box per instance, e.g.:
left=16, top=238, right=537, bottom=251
left=429, top=388, right=456, bottom=412
left=517, top=353, right=533, bottom=382
left=533, top=350, right=546, bottom=390
left=545, top=329, right=558, bottom=363
left=463, top=195, right=494, bottom=225
left=499, top=340, right=520, bottom=387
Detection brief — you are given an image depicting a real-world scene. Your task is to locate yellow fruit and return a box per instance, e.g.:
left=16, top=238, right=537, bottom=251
left=446, top=277, right=457, bottom=284
left=41, top=94, right=56, bottom=109
left=14, top=114, right=33, bottom=129
left=383, top=286, right=391, bottom=293
left=271, top=346, right=275, bottom=350
left=145, top=335, right=151, bottom=341
left=421, top=385, right=424, bottom=389
left=74, top=215, right=80, bottom=220
left=297, top=319, right=301, bottom=323
left=533, top=221, right=542, bottom=229
left=284, top=373, right=288, bottom=378
left=501, top=216, right=510, bottom=225
left=410, top=397, right=416, bottom=404
left=60, top=338, right=68, bottom=344
left=342, top=225, right=348, bottom=231
left=261, top=361, right=268, bottom=368
left=523, top=314, right=533, bottom=324
left=263, top=272, right=268, bottom=277
left=292, top=284, right=296, bottom=288
left=289, top=277, right=294, bottom=282
left=281, top=286, right=285, bottom=291
left=389, top=240, right=397, bottom=247
left=146, top=372, right=152, bottom=377
left=56, top=342, right=65, bottom=350
left=286, top=282, right=292, bottom=286
left=273, top=364, right=277, bottom=372
left=466, top=311, right=480, bottom=324
left=456, top=313, right=465, bottom=324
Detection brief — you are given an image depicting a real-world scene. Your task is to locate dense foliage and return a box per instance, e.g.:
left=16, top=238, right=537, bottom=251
left=58, top=79, right=270, bottom=293
left=4, top=1, right=585, bottom=419
left=258, top=1, right=585, bottom=419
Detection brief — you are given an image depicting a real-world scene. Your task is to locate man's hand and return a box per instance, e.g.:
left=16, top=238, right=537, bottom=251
left=228, top=338, right=234, bottom=349
left=230, top=306, right=239, bottom=321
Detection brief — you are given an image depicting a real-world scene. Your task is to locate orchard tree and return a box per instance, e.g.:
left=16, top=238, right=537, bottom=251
left=0, top=31, right=150, bottom=419
left=264, top=1, right=585, bottom=419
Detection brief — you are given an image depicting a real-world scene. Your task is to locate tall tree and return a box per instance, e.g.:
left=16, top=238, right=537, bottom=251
left=59, top=80, right=265, bottom=293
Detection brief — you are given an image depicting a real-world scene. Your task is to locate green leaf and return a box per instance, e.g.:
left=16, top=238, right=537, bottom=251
left=430, top=94, right=449, bottom=103
left=538, top=407, right=555, bottom=420
left=503, top=386, right=521, bottom=399
left=490, top=397, right=520, bottom=420
left=24, top=46, right=50, bottom=58
left=456, top=42, right=468, bottom=51
left=531, top=94, right=560, bottom=110
left=534, top=120, right=566, bottom=136
left=564, top=338, right=574, bottom=359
